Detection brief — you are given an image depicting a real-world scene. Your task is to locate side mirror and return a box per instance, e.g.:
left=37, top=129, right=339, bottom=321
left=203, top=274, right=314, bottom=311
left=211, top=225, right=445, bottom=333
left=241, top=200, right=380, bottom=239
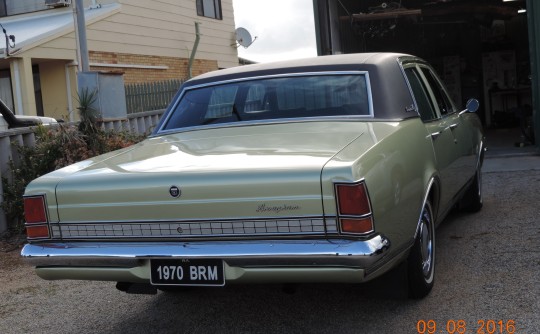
left=460, top=98, right=479, bottom=115
left=466, top=99, right=479, bottom=112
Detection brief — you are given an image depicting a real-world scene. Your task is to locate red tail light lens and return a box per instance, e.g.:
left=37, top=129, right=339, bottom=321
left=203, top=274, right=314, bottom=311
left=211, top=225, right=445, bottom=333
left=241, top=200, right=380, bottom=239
left=24, top=195, right=50, bottom=239
left=335, top=181, right=374, bottom=235
left=336, top=183, right=371, bottom=216
left=24, top=196, right=47, bottom=224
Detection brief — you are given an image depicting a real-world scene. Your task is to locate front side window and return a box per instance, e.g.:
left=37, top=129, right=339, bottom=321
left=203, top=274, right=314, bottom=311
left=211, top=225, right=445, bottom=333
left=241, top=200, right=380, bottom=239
left=196, top=0, right=222, bottom=20
left=161, top=74, right=372, bottom=131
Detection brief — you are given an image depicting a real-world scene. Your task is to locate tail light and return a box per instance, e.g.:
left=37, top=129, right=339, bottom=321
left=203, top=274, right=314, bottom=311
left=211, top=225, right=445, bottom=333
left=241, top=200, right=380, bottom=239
left=24, top=195, right=50, bottom=240
left=335, top=181, right=374, bottom=235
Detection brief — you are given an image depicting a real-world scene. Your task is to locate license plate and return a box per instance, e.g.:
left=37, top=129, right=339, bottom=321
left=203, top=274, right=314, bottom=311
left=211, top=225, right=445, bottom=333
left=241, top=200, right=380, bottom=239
left=150, top=258, right=225, bottom=286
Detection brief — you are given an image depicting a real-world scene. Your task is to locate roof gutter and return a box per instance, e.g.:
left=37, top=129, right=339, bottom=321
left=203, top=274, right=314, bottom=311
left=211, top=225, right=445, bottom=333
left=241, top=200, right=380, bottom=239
left=0, top=21, right=16, bottom=58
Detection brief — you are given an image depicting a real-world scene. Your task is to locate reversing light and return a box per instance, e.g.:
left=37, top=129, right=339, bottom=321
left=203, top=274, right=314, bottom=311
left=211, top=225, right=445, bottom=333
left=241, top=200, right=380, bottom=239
left=23, top=195, right=50, bottom=239
left=335, top=181, right=374, bottom=235
left=26, top=225, right=50, bottom=239
left=340, top=217, right=374, bottom=234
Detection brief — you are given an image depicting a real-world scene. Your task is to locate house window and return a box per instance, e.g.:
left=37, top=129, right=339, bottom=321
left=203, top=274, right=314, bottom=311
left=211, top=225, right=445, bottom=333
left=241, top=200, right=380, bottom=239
left=196, top=0, right=222, bottom=20
left=0, top=1, right=6, bottom=17
left=0, top=0, right=48, bottom=17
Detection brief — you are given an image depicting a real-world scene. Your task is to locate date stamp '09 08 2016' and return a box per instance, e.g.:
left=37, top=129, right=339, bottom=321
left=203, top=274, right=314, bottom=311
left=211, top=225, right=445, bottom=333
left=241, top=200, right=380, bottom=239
left=416, top=320, right=516, bottom=334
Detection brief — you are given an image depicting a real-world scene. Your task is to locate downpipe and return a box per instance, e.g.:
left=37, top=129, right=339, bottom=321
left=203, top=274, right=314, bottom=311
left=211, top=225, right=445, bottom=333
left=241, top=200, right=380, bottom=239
left=188, top=22, right=201, bottom=79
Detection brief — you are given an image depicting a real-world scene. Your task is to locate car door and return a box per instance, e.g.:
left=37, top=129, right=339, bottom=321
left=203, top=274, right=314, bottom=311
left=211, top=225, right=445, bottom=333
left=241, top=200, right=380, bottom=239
left=418, top=66, right=476, bottom=199
left=402, top=64, right=462, bottom=215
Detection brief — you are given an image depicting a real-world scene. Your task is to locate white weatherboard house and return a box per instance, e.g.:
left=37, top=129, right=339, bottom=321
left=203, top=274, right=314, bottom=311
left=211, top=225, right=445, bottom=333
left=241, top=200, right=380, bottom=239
left=0, top=0, right=238, bottom=121
left=0, top=0, right=238, bottom=233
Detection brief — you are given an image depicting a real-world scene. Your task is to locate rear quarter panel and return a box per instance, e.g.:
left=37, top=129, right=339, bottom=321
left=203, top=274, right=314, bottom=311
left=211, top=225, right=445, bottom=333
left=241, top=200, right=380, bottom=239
left=321, top=119, right=437, bottom=254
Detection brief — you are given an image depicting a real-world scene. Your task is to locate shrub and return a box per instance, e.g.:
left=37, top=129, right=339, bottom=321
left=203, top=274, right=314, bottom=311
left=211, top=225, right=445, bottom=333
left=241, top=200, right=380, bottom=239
left=1, top=124, right=145, bottom=233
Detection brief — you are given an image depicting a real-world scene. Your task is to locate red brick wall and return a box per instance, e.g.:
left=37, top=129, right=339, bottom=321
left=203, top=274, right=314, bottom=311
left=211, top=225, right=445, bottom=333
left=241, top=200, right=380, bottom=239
left=89, top=51, right=219, bottom=84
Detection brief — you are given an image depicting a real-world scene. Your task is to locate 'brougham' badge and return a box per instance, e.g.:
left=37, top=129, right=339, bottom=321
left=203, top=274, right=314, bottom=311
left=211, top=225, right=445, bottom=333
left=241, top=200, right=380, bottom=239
left=256, top=204, right=300, bottom=214
left=169, top=186, right=181, bottom=198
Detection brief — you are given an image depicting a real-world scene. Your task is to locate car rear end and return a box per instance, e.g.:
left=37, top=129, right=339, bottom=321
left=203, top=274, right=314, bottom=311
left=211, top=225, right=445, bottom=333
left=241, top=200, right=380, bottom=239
left=21, top=121, right=395, bottom=291
left=21, top=53, right=423, bottom=292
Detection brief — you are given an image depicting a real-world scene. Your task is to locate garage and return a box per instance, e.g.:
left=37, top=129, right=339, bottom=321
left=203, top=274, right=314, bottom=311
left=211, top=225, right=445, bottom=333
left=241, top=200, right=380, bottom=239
left=314, top=0, right=538, bottom=151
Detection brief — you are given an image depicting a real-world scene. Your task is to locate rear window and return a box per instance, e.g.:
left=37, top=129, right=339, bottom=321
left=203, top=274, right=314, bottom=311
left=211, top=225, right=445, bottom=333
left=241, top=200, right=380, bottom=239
left=161, top=74, right=372, bottom=131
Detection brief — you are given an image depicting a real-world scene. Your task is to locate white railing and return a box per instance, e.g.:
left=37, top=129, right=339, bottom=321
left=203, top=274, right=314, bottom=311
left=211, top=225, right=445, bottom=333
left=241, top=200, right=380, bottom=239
left=0, top=109, right=165, bottom=233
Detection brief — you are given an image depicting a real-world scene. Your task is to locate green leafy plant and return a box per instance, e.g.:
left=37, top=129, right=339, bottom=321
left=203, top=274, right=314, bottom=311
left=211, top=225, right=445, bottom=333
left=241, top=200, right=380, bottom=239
left=1, top=123, right=144, bottom=233
left=76, top=88, right=100, bottom=136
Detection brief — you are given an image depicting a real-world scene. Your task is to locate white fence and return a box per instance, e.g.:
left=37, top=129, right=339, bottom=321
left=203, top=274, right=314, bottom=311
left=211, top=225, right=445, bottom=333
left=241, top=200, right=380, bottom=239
left=0, top=109, right=166, bottom=233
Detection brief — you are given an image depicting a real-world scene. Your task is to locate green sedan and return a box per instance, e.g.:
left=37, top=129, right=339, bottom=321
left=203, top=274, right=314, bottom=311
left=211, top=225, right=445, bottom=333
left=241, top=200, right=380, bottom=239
left=21, top=53, right=484, bottom=299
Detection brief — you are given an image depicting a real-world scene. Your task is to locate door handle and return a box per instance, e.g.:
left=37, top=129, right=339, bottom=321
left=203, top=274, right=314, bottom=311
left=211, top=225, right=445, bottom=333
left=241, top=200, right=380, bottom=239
left=447, top=123, right=458, bottom=131
left=430, top=131, right=442, bottom=140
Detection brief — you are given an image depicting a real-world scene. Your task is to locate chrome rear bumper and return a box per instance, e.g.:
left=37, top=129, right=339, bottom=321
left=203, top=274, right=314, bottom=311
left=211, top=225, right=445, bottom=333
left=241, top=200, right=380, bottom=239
left=21, top=235, right=391, bottom=284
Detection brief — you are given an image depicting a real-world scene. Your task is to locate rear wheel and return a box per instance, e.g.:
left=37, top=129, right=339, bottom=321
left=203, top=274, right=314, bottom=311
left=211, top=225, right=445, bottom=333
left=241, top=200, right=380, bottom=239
left=461, top=168, right=483, bottom=212
left=407, top=201, right=435, bottom=299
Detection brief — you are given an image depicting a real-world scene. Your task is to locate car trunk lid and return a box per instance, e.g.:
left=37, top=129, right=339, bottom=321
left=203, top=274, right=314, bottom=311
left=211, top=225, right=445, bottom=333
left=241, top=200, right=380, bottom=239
left=54, top=122, right=367, bottom=227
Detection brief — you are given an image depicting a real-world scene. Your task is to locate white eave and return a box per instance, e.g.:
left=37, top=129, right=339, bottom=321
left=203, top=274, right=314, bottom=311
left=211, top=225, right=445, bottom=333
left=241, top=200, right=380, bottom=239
left=0, top=3, right=120, bottom=58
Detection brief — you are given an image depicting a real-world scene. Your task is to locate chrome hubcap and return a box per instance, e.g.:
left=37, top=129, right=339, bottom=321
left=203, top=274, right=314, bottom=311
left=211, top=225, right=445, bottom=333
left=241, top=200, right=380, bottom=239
left=419, top=210, right=433, bottom=278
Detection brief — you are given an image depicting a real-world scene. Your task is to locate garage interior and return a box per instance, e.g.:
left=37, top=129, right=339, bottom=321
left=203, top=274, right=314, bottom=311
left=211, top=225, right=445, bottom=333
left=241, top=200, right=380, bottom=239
left=315, top=0, right=537, bottom=154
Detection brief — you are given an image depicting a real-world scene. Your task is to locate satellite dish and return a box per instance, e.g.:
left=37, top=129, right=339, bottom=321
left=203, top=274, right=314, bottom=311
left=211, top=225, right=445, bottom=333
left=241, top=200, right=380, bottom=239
left=235, top=27, right=257, bottom=48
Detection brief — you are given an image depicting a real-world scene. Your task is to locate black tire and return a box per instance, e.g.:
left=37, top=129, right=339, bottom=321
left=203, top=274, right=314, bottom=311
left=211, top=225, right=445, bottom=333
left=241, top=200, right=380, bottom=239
left=407, top=201, right=435, bottom=299
left=461, top=169, right=483, bottom=213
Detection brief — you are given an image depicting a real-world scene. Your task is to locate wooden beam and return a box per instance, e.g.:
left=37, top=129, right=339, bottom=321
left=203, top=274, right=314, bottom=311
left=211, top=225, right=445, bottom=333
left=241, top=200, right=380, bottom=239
left=341, top=9, right=421, bottom=22
left=341, top=4, right=518, bottom=23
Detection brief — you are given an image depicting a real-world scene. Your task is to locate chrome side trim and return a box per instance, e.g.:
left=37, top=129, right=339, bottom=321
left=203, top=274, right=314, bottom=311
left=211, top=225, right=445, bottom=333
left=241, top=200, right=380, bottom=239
left=414, top=177, right=436, bottom=239
left=476, top=138, right=486, bottom=170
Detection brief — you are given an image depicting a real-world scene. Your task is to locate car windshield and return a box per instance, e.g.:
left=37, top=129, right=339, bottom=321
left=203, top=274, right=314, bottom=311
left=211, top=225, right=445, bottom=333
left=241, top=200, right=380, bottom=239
left=161, top=74, right=371, bottom=130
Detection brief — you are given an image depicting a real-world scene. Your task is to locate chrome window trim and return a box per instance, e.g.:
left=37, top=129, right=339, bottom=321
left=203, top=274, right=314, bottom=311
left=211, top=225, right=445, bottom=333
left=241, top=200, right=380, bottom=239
left=414, top=177, right=436, bottom=239
left=397, top=59, right=422, bottom=119
left=153, top=117, right=376, bottom=137
left=155, top=71, right=374, bottom=135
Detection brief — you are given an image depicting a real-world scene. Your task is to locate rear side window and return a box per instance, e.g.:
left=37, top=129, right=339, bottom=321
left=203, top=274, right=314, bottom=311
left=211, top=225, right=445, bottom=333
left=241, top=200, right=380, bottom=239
left=162, top=74, right=372, bottom=131
left=404, top=67, right=437, bottom=122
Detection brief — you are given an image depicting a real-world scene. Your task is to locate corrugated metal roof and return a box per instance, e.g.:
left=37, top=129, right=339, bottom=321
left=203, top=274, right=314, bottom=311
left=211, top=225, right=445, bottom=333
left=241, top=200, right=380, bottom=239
left=0, top=3, right=120, bottom=57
